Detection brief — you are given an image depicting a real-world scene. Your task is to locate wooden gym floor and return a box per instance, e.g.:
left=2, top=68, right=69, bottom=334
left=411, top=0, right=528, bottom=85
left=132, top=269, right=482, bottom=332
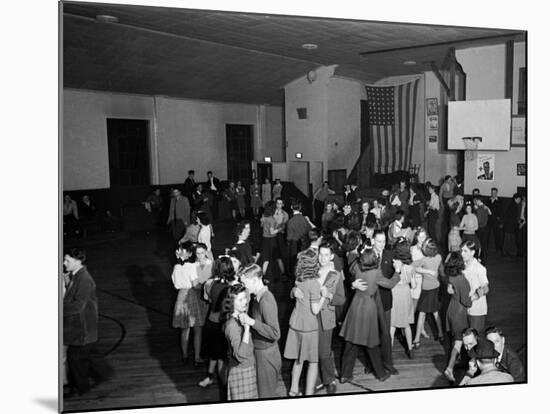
left=62, top=220, right=527, bottom=412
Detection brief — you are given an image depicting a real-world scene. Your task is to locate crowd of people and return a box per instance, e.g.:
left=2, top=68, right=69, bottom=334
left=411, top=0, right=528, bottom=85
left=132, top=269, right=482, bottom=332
left=62, top=172, right=527, bottom=400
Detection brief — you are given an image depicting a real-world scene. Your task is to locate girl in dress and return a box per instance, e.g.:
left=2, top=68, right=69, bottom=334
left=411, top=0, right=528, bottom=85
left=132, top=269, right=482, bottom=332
left=370, top=198, right=382, bottom=223
left=448, top=196, right=464, bottom=229
left=193, top=243, right=212, bottom=364
left=222, top=284, right=258, bottom=400
left=459, top=202, right=479, bottom=246
left=232, top=220, right=259, bottom=267
left=261, top=178, right=272, bottom=206
left=260, top=201, right=285, bottom=280
left=321, top=202, right=335, bottom=233
left=285, top=256, right=328, bottom=396
left=249, top=178, right=262, bottom=219
left=272, top=178, right=283, bottom=201
left=224, top=180, right=238, bottom=221
left=390, top=238, right=417, bottom=359
left=179, top=212, right=200, bottom=244
left=196, top=211, right=213, bottom=260
left=461, top=240, right=489, bottom=334
left=425, top=184, right=440, bottom=243
left=442, top=252, right=472, bottom=383
left=199, top=257, right=237, bottom=389
left=411, top=238, right=445, bottom=348
left=339, top=248, right=390, bottom=382
left=235, top=180, right=247, bottom=219
left=410, top=227, right=430, bottom=339
left=63, top=193, right=80, bottom=236
left=448, top=225, right=462, bottom=256
left=408, top=186, right=422, bottom=228
left=171, top=241, right=207, bottom=365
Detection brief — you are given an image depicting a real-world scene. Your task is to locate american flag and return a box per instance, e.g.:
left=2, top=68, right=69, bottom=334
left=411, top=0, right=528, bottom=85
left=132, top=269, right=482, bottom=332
left=366, top=79, right=420, bottom=174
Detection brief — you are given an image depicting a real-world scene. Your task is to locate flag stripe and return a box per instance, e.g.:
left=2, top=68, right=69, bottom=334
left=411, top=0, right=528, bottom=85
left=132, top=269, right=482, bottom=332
left=408, top=80, right=419, bottom=169
left=404, top=82, right=411, bottom=170
left=384, top=125, right=390, bottom=174
left=375, top=125, right=384, bottom=171
left=396, top=84, right=403, bottom=172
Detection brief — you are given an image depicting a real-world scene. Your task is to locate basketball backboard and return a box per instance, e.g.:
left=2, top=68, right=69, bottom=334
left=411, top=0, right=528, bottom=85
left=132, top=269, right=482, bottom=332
left=448, top=99, right=511, bottom=151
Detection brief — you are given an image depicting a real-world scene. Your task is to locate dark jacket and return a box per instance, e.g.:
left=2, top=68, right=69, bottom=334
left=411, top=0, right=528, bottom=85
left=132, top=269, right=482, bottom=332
left=183, top=177, right=196, bottom=197
left=167, top=195, right=191, bottom=226
left=318, top=269, right=346, bottom=331
left=63, top=266, right=98, bottom=346
left=204, top=177, right=221, bottom=196
left=487, top=197, right=503, bottom=224
left=499, top=344, right=526, bottom=382
left=377, top=249, right=396, bottom=312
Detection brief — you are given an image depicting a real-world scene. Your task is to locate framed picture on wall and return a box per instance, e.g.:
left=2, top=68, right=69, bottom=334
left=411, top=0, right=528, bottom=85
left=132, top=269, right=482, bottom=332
left=511, top=115, right=526, bottom=146
left=426, top=98, right=438, bottom=115
left=428, top=115, right=438, bottom=130
left=517, top=163, right=526, bottom=176
left=428, top=135, right=437, bottom=143
left=476, top=153, right=495, bottom=181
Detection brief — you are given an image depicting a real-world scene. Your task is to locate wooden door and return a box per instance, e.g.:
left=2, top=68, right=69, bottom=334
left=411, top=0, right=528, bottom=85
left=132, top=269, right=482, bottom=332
left=226, top=124, right=253, bottom=186
left=328, top=169, right=347, bottom=194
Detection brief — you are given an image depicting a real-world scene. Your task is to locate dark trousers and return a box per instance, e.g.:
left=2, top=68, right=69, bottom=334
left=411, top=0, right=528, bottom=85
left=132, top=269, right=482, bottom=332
left=276, top=233, right=287, bottom=269
left=287, top=239, right=301, bottom=278
left=314, top=200, right=324, bottom=226
left=318, top=328, right=336, bottom=385
left=441, top=197, right=452, bottom=239
left=378, top=308, right=394, bottom=370
left=468, top=315, right=486, bottom=334
left=67, top=343, right=112, bottom=394
left=477, top=226, right=489, bottom=262
left=427, top=210, right=439, bottom=244
left=487, top=220, right=503, bottom=253
left=341, top=342, right=385, bottom=379
left=255, top=345, right=282, bottom=398
left=516, top=225, right=526, bottom=256
left=170, top=219, right=186, bottom=241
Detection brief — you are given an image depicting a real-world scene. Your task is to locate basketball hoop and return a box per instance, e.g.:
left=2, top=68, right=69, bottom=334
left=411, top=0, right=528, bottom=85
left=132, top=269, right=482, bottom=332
left=462, top=136, right=482, bottom=161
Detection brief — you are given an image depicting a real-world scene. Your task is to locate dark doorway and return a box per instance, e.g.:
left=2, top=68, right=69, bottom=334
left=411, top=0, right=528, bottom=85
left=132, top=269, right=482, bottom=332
left=107, top=119, right=150, bottom=187
left=328, top=169, right=347, bottom=195
left=257, top=163, right=273, bottom=184
left=226, top=124, right=253, bottom=185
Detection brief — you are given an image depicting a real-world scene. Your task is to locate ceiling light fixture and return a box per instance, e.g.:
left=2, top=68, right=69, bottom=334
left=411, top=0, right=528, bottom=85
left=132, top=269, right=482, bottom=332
left=403, top=60, right=417, bottom=66
left=302, top=43, right=318, bottom=50
left=96, top=15, right=119, bottom=23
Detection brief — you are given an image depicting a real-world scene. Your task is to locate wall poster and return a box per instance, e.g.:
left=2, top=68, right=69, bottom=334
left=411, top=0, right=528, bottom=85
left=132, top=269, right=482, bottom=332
left=476, top=153, right=495, bottom=181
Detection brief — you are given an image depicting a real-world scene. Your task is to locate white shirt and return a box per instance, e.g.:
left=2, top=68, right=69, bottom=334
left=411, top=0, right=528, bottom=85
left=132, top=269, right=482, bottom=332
left=198, top=224, right=212, bottom=251
left=464, top=259, right=489, bottom=316
left=171, top=262, right=198, bottom=289
left=209, top=178, right=217, bottom=191
left=429, top=193, right=440, bottom=210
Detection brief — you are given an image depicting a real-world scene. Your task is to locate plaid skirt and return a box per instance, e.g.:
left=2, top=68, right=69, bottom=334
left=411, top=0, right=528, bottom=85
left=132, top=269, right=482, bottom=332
left=227, top=365, right=258, bottom=401
left=172, top=288, right=208, bottom=329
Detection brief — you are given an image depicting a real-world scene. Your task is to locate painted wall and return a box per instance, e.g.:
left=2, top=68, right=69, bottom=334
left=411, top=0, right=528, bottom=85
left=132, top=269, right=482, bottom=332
left=63, top=89, right=284, bottom=190
left=456, top=42, right=526, bottom=197
left=327, top=77, right=365, bottom=173
left=457, top=44, right=506, bottom=100
left=284, top=66, right=335, bottom=180
left=512, top=42, right=526, bottom=116
left=464, top=148, right=525, bottom=197
left=63, top=89, right=155, bottom=191
left=265, top=105, right=285, bottom=162
left=423, top=71, right=458, bottom=184
left=155, top=97, right=258, bottom=183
